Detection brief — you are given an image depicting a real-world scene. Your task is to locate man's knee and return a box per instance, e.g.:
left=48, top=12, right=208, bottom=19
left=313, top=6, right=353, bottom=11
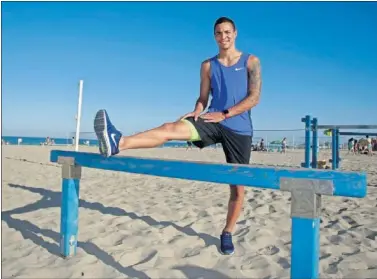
left=159, top=121, right=192, bottom=140
left=229, top=185, right=245, bottom=201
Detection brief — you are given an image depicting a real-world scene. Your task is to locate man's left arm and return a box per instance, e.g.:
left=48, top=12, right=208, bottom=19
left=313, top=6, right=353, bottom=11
left=227, top=56, right=262, bottom=117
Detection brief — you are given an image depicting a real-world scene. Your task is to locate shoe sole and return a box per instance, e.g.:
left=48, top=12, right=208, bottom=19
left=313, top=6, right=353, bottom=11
left=94, top=110, right=111, bottom=157
left=220, top=250, right=234, bottom=256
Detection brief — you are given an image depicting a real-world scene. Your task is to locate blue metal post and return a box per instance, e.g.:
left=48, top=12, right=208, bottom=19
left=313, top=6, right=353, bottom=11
left=291, top=218, right=320, bottom=279
left=331, top=129, right=336, bottom=170
left=312, top=118, right=318, bottom=168
left=288, top=186, right=321, bottom=279
left=59, top=158, right=81, bottom=257
left=302, top=115, right=311, bottom=168
left=336, top=129, right=340, bottom=169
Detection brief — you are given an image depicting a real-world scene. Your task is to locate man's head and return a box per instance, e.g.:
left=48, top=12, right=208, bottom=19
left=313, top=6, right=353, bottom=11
left=213, top=17, right=237, bottom=51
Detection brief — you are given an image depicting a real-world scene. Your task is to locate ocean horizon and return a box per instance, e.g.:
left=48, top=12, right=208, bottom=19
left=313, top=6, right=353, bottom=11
left=2, top=135, right=305, bottom=150
left=1, top=136, right=205, bottom=148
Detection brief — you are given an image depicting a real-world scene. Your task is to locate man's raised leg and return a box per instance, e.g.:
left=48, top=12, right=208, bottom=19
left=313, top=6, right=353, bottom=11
left=94, top=109, right=193, bottom=157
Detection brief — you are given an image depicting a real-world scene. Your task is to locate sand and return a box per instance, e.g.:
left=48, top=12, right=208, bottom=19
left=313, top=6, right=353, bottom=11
left=2, top=145, right=377, bottom=278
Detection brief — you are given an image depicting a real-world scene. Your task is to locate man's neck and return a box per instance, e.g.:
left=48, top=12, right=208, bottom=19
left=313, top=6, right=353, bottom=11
left=218, top=47, right=239, bottom=59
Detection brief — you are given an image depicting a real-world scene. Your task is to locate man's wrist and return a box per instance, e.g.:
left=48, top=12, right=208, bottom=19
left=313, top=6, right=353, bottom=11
left=222, top=109, right=231, bottom=119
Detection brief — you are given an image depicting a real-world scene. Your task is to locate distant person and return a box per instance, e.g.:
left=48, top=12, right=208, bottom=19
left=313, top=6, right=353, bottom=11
left=260, top=138, right=265, bottom=151
left=347, top=138, right=355, bottom=155
left=44, top=137, right=51, bottom=146
left=354, top=139, right=358, bottom=154
left=281, top=137, right=287, bottom=154
left=92, top=17, right=262, bottom=255
left=366, top=135, right=373, bottom=156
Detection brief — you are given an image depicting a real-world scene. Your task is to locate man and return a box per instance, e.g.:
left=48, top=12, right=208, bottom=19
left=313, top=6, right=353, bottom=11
left=366, top=135, right=373, bottom=156
left=347, top=137, right=355, bottom=155
left=93, top=16, right=262, bottom=255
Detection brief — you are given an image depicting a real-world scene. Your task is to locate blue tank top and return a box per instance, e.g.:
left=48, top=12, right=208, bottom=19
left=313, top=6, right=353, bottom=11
left=208, top=53, right=253, bottom=136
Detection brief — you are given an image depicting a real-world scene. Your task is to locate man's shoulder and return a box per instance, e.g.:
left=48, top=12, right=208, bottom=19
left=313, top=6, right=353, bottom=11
left=246, top=54, right=260, bottom=63
left=200, top=57, right=215, bottom=73
left=246, top=54, right=260, bottom=70
left=201, top=56, right=216, bottom=66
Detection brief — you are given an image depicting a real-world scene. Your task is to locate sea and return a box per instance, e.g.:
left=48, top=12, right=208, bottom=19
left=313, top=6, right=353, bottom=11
left=2, top=136, right=310, bottom=150
left=1, top=136, right=203, bottom=148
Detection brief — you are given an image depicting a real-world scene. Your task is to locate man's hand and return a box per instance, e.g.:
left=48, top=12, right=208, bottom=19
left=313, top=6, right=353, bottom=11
left=200, top=112, right=226, bottom=123
left=179, top=110, right=202, bottom=121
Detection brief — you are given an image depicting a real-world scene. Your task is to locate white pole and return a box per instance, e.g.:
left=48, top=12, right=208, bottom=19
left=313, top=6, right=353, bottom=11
left=75, top=80, right=84, bottom=151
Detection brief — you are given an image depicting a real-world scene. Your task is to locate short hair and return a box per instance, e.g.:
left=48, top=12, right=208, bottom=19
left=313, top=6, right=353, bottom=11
left=213, top=17, right=236, bottom=33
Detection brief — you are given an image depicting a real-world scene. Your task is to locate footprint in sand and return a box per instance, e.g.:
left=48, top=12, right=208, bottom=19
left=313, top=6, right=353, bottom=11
left=324, top=219, right=339, bottom=229
left=320, top=253, right=331, bottom=260
left=325, top=256, right=344, bottom=274
left=182, top=246, right=202, bottom=258
left=342, top=247, right=361, bottom=256
left=234, top=227, right=249, bottom=238
left=257, top=245, right=279, bottom=256
left=327, top=235, right=344, bottom=245
left=277, top=257, right=290, bottom=269
left=342, top=216, right=357, bottom=226
left=269, top=205, right=277, bottom=213
left=365, top=228, right=377, bottom=241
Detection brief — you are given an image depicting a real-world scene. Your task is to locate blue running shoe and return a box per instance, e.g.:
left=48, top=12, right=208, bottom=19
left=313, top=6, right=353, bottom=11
left=94, top=109, right=122, bottom=157
left=220, top=232, right=235, bottom=255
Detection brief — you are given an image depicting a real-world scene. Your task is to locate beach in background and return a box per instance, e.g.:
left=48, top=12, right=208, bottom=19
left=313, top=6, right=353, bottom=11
left=3, top=133, right=374, bottom=150
left=2, top=145, right=376, bottom=278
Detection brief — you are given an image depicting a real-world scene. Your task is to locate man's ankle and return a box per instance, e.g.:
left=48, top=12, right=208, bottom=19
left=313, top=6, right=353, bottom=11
left=119, top=137, right=126, bottom=149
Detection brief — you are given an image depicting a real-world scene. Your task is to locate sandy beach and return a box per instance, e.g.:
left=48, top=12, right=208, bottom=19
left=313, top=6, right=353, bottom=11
left=2, top=145, right=377, bottom=278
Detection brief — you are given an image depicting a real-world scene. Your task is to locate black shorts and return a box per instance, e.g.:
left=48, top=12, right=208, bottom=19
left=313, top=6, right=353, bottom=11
left=184, top=117, right=252, bottom=165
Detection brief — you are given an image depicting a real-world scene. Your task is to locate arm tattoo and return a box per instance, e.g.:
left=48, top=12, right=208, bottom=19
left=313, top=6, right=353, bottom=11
left=248, top=58, right=262, bottom=97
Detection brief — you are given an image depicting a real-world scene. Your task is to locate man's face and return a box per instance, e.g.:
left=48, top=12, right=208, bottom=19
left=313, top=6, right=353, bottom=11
left=214, top=22, right=237, bottom=50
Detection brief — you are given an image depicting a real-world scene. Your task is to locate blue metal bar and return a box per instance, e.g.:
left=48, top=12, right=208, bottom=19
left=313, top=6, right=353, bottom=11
left=312, top=118, right=318, bottom=168
left=302, top=115, right=311, bottom=168
left=60, top=178, right=80, bottom=257
left=339, top=132, right=377, bottom=136
left=291, top=217, right=320, bottom=279
left=50, top=150, right=367, bottom=198
left=317, top=124, right=377, bottom=129
left=331, top=129, right=336, bottom=170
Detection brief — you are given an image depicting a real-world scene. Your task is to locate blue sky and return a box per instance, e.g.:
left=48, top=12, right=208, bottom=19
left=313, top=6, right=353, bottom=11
left=2, top=1, right=377, bottom=139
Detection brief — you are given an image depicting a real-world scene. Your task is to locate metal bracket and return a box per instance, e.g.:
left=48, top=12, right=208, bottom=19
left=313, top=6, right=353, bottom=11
left=280, top=178, right=333, bottom=195
left=58, top=156, right=82, bottom=179
left=290, top=188, right=321, bottom=218
left=280, top=178, right=334, bottom=218
left=57, top=156, right=75, bottom=165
